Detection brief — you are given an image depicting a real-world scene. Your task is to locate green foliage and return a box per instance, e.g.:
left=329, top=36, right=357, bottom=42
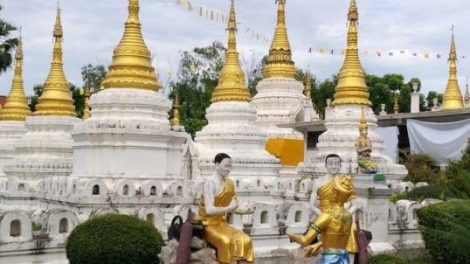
left=170, top=41, right=225, bottom=137
left=417, top=200, right=470, bottom=264
left=81, top=64, right=107, bottom=93
left=312, top=75, right=337, bottom=118
left=368, top=254, right=407, bottom=264
left=425, top=91, right=443, bottom=110
left=401, top=153, right=441, bottom=184
left=0, top=4, right=18, bottom=73
left=66, top=214, right=163, bottom=264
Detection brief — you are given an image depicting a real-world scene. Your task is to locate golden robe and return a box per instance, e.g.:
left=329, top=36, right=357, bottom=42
left=199, top=178, right=254, bottom=264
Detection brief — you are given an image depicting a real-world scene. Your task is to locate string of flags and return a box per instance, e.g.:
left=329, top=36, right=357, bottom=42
left=174, top=0, right=271, bottom=45
left=307, top=47, right=467, bottom=60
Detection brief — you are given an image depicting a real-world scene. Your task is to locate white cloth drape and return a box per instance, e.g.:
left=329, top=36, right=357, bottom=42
left=407, top=119, right=470, bottom=166
left=377, top=126, right=400, bottom=163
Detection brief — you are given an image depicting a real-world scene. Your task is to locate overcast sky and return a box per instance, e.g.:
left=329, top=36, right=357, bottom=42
left=1, top=0, right=470, bottom=96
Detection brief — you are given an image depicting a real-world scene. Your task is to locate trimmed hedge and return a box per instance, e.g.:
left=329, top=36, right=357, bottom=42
left=368, top=254, right=407, bottom=264
left=417, top=200, right=470, bottom=264
left=66, top=214, right=164, bottom=264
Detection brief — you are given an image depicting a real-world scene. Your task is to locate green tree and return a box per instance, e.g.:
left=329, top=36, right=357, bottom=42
left=170, top=41, right=225, bottom=138
left=426, top=91, right=443, bottom=110
left=313, top=75, right=337, bottom=118
left=0, top=4, right=18, bottom=73
left=81, top=64, right=107, bottom=93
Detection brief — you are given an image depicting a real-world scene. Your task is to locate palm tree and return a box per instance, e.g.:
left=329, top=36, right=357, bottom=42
left=0, top=4, right=18, bottom=73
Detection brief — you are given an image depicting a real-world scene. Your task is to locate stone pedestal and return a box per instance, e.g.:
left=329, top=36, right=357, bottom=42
left=410, top=92, right=420, bottom=113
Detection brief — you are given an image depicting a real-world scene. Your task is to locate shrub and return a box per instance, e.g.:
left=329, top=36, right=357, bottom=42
left=401, top=153, right=441, bottom=184
left=417, top=200, right=470, bottom=264
left=368, top=254, right=407, bottom=264
left=66, top=214, right=164, bottom=264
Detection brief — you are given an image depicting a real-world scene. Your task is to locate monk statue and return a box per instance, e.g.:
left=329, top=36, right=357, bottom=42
left=289, top=175, right=356, bottom=264
left=198, top=153, right=254, bottom=264
left=310, top=154, right=358, bottom=263
left=355, top=108, right=377, bottom=174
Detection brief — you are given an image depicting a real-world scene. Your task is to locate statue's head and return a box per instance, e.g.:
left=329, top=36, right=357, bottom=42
left=214, top=153, right=232, bottom=178
left=325, top=154, right=341, bottom=175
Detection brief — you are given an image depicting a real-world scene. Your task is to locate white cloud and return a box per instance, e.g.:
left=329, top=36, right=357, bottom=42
left=1, top=0, right=469, bottom=96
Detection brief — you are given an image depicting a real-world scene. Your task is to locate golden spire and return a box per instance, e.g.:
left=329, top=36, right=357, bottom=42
left=331, top=0, right=371, bottom=107
left=82, top=86, right=91, bottom=119
left=304, top=77, right=312, bottom=98
left=101, top=0, right=161, bottom=90
left=34, top=5, right=76, bottom=117
left=171, top=90, right=180, bottom=126
left=211, top=0, right=250, bottom=103
left=0, top=33, right=32, bottom=121
left=442, top=30, right=464, bottom=110
left=262, top=0, right=296, bottom=79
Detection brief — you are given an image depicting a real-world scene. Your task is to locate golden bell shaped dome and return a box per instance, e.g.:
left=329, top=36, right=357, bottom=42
left=34, top=6, right=76, bottom=117
left=262, top=0, right=296, bottom=79
left=331, top=0, right=371, bottom=107
left=442, top=32, right=464, bottom=110
left=101, top=0, right=161, bottom=90
left=211, top=0, right=250, bottom=103
left=0, top=35, right=32, bottom=121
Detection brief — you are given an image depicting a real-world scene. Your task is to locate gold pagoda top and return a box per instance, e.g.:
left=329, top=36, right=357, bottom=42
left=331, top=0, right=371, bottom=107
left=442, top=31, right=464, bottom=110
left=211, top=0, right=250, bottom=103
left=34, top=6, right=76, bottom=117
left=101, top=0, right=161, bottom=90
left=0, top=34, right=32, bottom=121
left=262, top=0, right=296, bottom=79
left=304, top=77, right=312, bottom=98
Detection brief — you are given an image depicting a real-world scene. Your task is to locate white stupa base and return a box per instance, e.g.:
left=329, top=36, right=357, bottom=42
left=304, top=105, right=407, bottom=178
left=0, top=121, right=27, bottom=177
left=71, top=88, right=189, bottom=189
left=195, top=101, right=280, bottom=198
left=252, top=78, right=318, bottom=139
left=3, top=116, right=79, bottom=185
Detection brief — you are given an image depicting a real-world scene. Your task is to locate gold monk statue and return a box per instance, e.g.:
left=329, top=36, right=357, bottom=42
left=290, top=175, right=356, bottom=264
left=355, top=108, right=377, bottom=174
left=198, top=153, right=254, bottom=263
left=310, top=154, right=358, bottom=263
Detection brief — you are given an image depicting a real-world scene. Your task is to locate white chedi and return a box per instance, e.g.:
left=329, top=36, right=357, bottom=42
left=0, top=121, right=27, bottom=177
left=71, top=88, right=189, bottom=189
left=195, top=101, right=280, bottom=195
left=252, top=78, right=318, bottom=139
left=308, top=105, right=407, bottom=180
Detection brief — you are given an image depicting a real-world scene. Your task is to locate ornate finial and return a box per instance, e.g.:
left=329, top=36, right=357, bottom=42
left=331, top=0, right=371, bottom=107
left=359, top=107, right=367, bottom=131
left=101, top=0, right=161, bottom=90
left=211, top=0, right=250, bottom=103
left=0, top=33, right=32, bottom=121
left=34, top=5, right=75, bottom=117
left=304, top=77, right=312, bottom=98
left=83, top=86, right=91, bottom=119
left=465, top=76, right=470, bottom=108
left=393, top=92, right=399, bottom=114
left=262, top=0, right=296, bottom=79
left=442, top=29, right=464, bottom=110
left=171, top=90, right=180, bottom=126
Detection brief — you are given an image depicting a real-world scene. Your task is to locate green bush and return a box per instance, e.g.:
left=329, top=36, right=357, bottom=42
left=401, top=153, right=441, bottom=184
left=368, top=254, right=407, bottom=264
left=417, top=200, right=470, bottom=264
left=66, top=214, right=164, bottom=264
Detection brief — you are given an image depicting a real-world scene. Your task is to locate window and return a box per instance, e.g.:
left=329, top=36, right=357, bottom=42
left=123, top=185, right=129, bottom=196
left=295, top=211, right=302, bottom=223
left=10, top=220, right=21, bottom=237
left=59, top=218, right=68, bottom=234
left=150, top=186, right=156, bottom=196
left=146, top=214, right=155, bottom=225
left=18, top=184, right=25, bottom=192
left=176, top=186, right=183, bottom=197
left=92, top=185, right=100, bottom=195
left=261, top=211, right=268, bottom=224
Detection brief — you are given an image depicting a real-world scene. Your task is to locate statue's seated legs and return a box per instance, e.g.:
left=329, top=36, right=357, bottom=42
left=205, top=222, right=254, bottom=264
